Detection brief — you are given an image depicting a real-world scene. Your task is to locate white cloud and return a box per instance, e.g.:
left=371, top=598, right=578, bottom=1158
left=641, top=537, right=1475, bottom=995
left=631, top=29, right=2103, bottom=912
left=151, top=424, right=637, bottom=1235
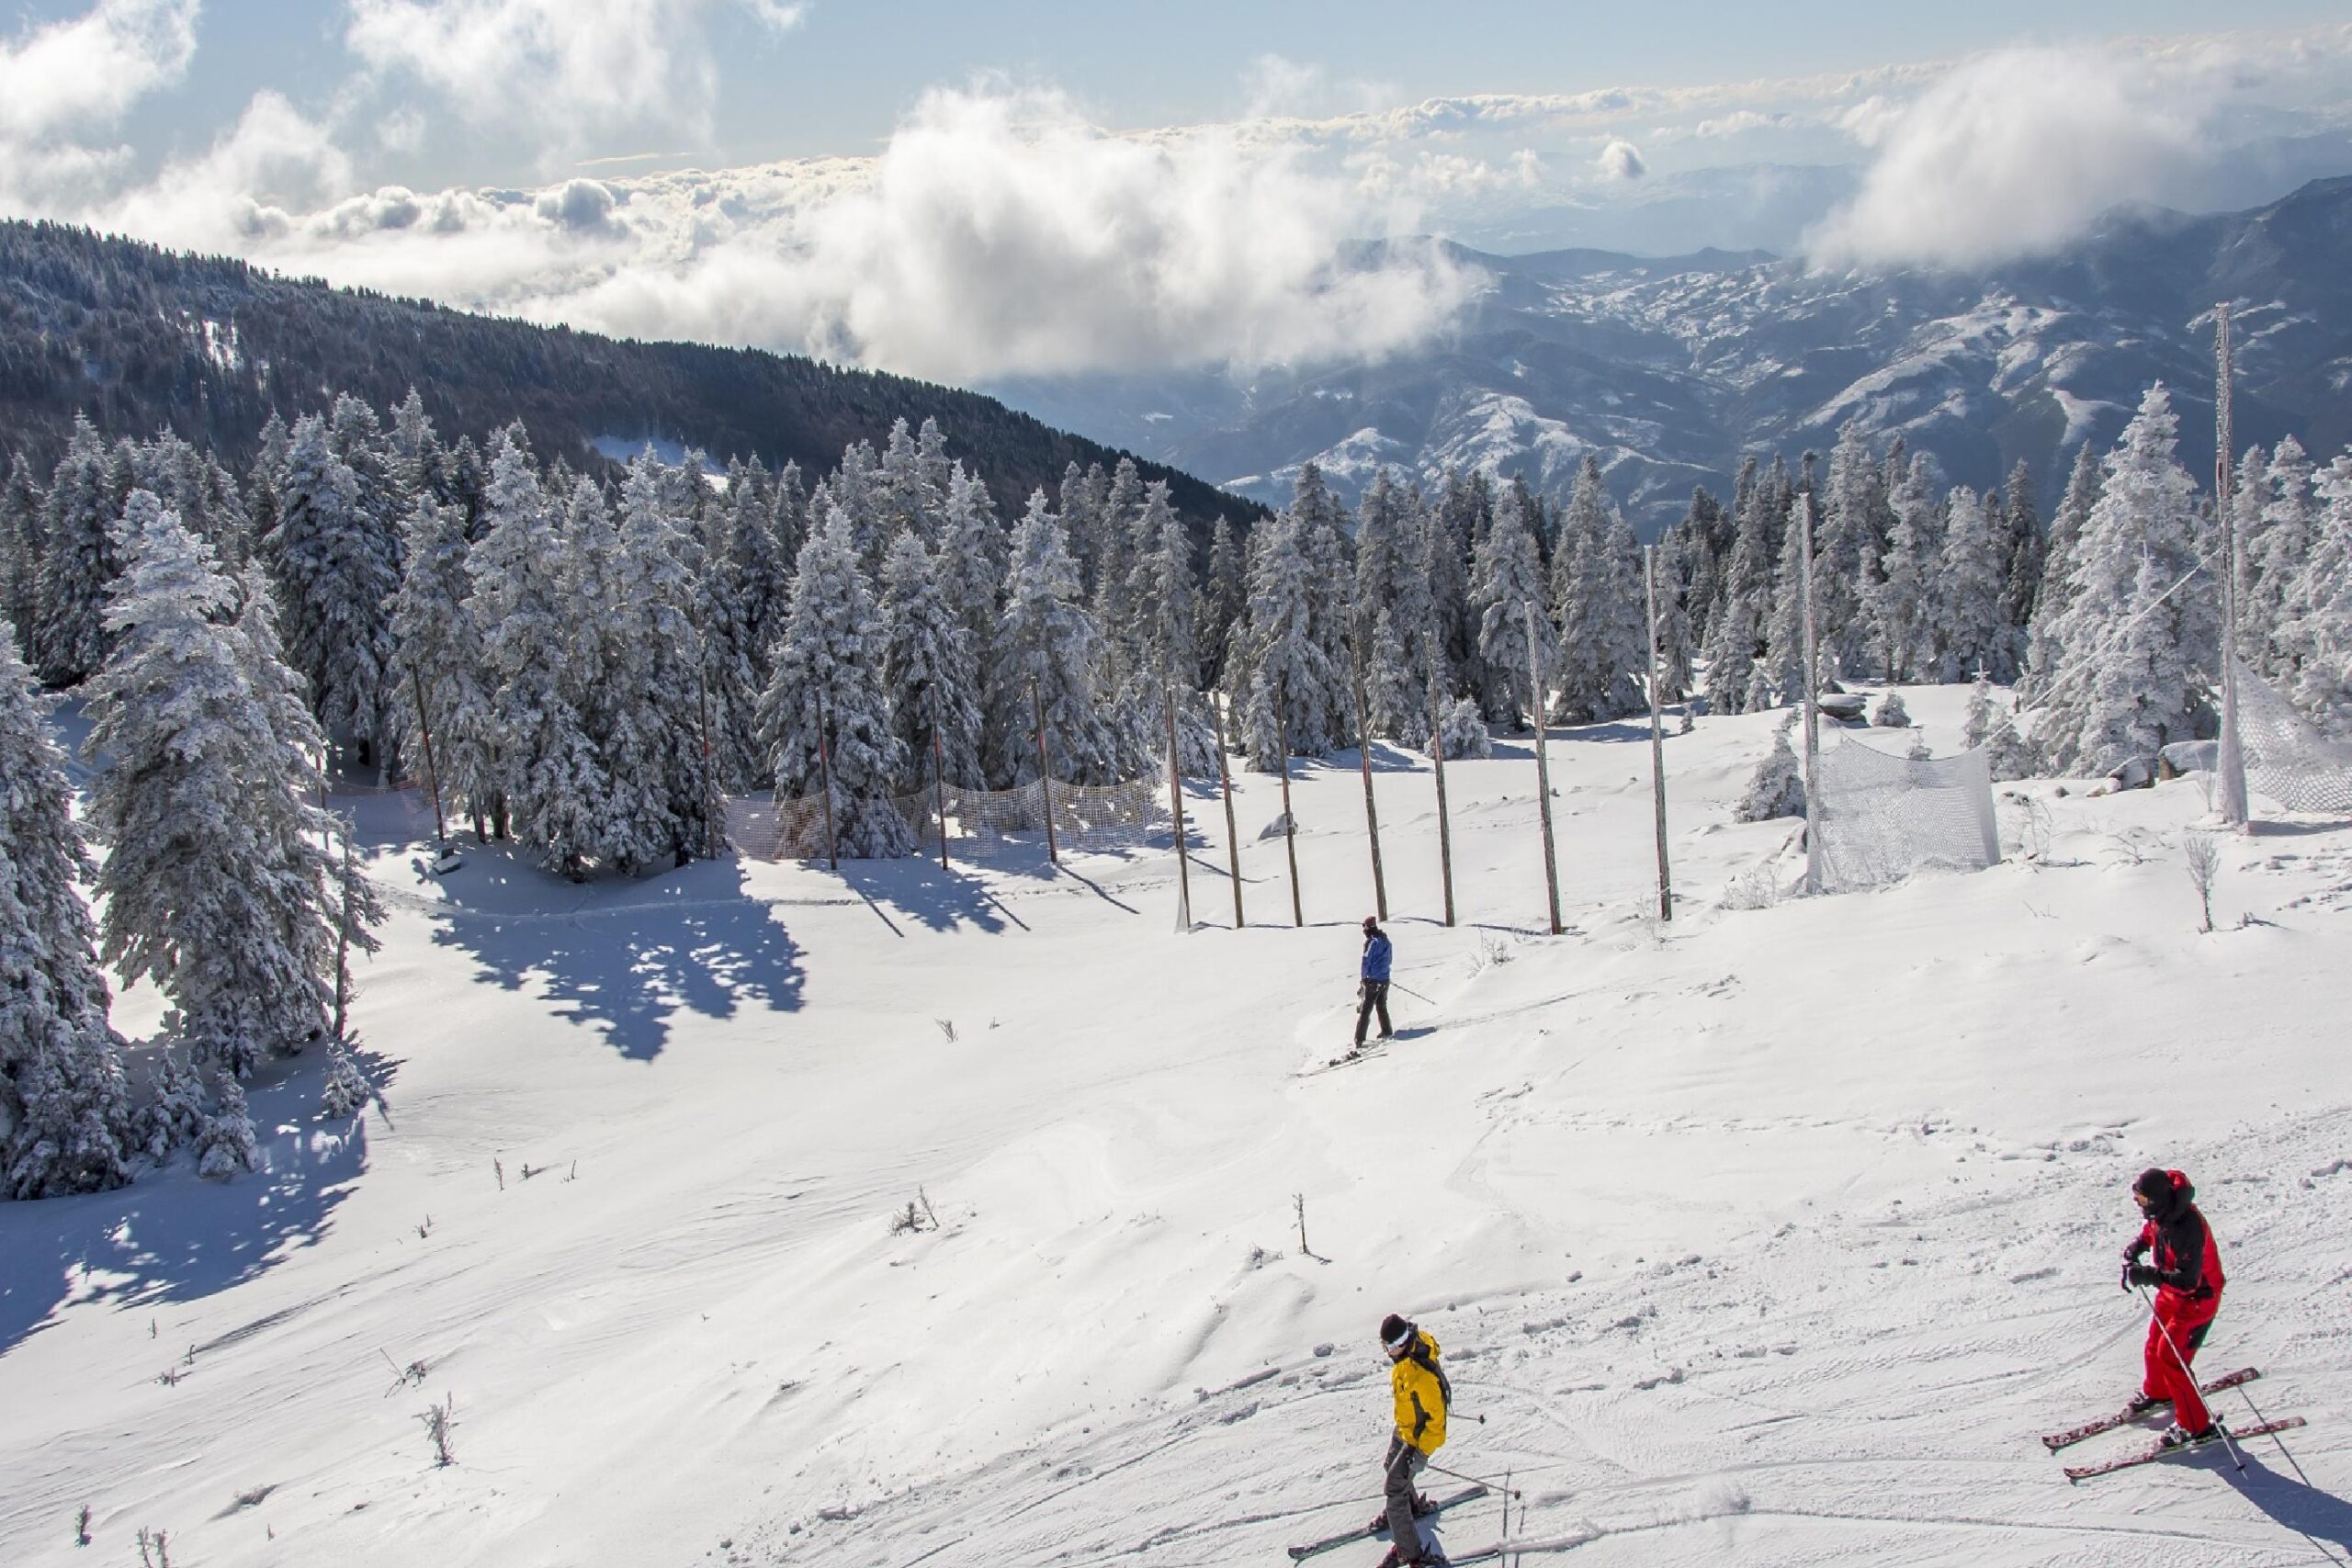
left=1807, top=47, right=2211, bottom=269
left=343, top=0, right=795, bottom=156
left=0, top=0, right=197, bottom=142
left=1595, top=139, right=1646, bottom=181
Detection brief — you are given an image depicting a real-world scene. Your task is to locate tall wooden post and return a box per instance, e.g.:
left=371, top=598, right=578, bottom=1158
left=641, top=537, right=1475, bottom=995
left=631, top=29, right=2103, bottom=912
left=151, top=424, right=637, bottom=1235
left=1350, top=634, right=1389, bottom=921
left=1429, top=653, right=1456, bottom=928
left=332, top=824, right=356, bottom=1041
left=1523, top=600, right=1562, bottom=936
left=1276, top=694, right=1304, bottom=928
left=409, top=669, right=448, bottom=851
left=1798, top=498, right=1824, bottom=896
left=1212, top=694, right=1245, bottom=928
left=1644, top=546, right=1673, bottom=921
left=1032, top=680, right=1058, bottom=865
left=2214, top=301, right=2249, bottom=829
left=933, top=723, right=949, bottom=872
left=814, top=689, right=837, bottom=872
left=1165, top=679, right=1193, bottom=931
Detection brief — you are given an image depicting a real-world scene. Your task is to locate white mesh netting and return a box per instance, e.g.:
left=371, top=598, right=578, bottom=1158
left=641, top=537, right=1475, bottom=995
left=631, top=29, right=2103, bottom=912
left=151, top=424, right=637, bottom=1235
left=1814, top=734, right=2002, bottom=893
left=726, top=775, right=1170, bottom=862
left=2233, top=657, right=2352, bottom=815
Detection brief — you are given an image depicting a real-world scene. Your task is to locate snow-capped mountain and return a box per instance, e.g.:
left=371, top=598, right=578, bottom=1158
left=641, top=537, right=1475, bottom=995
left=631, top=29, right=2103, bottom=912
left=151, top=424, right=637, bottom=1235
left=991, top=175, right=2352, bottom=528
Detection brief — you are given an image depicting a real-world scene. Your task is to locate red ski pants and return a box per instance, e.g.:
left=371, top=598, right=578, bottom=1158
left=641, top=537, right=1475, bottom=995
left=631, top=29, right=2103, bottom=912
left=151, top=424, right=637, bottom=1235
left=2142, top=1292, right=2221, bottom=1432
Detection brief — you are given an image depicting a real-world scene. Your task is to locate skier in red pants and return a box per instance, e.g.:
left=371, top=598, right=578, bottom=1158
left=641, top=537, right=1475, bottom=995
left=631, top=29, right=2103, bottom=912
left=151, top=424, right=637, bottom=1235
left=2120, top=1166, right=2227, bottom=1449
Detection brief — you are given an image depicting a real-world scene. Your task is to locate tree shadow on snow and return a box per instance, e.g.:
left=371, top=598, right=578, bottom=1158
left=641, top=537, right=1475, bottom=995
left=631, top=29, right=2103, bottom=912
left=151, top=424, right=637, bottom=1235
left=837, top=857, right=1013, bottom=935
left=0, top=1066, right=370, bottom=1361
left=2225, top=1451, right=2352, bottom=1553
left=428, top=854, right=804, bottom=1060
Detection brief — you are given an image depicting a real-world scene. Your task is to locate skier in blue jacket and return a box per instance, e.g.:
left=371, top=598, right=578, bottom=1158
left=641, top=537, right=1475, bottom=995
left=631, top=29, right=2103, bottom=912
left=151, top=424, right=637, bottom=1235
left=1354, top=916, right=1394, bottom=1048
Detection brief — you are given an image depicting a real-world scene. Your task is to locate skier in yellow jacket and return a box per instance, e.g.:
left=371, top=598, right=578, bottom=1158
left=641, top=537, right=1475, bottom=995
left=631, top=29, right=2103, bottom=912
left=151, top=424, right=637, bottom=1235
left=1374, top=1313, right=1449, bottom=1568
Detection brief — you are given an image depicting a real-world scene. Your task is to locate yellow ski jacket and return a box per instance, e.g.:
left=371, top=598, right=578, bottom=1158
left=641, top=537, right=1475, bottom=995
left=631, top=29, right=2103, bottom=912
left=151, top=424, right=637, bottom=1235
left=1390, top=1330, right=1450, bottom=1453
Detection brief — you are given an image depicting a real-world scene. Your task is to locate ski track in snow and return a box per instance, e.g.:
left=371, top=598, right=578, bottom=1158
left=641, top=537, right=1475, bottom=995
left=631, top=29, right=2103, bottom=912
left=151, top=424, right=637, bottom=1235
left=4, top=684, right=2349, bottom=1568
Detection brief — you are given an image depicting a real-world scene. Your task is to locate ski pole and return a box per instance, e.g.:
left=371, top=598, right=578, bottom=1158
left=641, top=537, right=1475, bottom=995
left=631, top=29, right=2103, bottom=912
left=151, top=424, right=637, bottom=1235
left=2137, top=1285, right=2245, bottom=1472
left=1423, top=1459, right=1521, bottom=1499
left=1391, top=981, right=1435, bottom=1005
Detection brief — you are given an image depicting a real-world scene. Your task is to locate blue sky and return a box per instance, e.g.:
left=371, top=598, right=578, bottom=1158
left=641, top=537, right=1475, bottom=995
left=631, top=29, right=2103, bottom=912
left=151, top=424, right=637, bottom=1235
left=3, top=2, right=2349, bottom=381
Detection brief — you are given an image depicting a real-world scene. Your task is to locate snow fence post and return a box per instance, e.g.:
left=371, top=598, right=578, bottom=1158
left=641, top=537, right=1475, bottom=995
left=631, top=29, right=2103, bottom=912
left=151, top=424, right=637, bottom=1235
left=1031, top=679, right=1058, bottom=866
left=1165, top=676, right=1192, bottom=931
left=1276, top=693, right=1304, bottom=927
left=1799, top=496, right=1823, bottom=897
left=1429, top=645, right=1456, bottom=927
left=1212, top=694, right=1246, bottom=928
left=2213, top=300, right=2250, bottom=829
left=1645, top=544, right=1672, bottom=921
left=1523, top=599, right=1562, bottom=936
left=1350, top=628, right=1389, bottom=922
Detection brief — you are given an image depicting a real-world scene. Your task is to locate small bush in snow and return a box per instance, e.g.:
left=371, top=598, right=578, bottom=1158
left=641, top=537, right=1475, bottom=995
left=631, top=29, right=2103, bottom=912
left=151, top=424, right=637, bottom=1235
left=1734, top=717, right=1806, bottom=822
left=194, top=1073, right=260, bottom=1180
left=2184, top=831, right=2220, bottom=933
left=1430, top=696, right=1491, bottom=761
left=1871, top=693, right=1910, bottom=728
left=136, top=1052, right=206, bottom=1161
left=321, top=1043, right=369, bottom=1120
left=419, top=1394, right=458, bottom=1466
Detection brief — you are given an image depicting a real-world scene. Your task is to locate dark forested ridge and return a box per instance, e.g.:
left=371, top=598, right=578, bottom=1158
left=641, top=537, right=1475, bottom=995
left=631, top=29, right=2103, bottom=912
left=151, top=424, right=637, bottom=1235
left=0, top=220, right=1262, bottom=530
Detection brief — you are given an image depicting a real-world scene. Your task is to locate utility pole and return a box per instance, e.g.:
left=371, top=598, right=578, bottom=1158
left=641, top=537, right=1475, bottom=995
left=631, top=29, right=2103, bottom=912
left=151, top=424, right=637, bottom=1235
left=1798, top=497, right=1824, bottom=895
left=409, top=669, right=449, bottom=854
left=1644, top=546, right=1673, bottom=921
left=1428, top=650, right=1456, bottom=928
left=1524, top=600, right=1562, bottom=936
left=1165, top=678, right=1192, bottom=931
left=2214, top=300, right=2249, bottom=829
left=1212, top=694, right=1245, bottom=928
left=815, top=688, right=837, bottom=872
left=1350, top=632, right=1389, bottom=921
left=1276, top=694, right=1304, bottom=927
left=1032, top=679, right=1058, bottom=865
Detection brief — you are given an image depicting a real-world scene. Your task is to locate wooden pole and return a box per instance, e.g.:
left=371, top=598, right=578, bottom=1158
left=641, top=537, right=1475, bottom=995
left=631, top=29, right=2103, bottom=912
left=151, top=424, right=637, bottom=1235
left=2214, top=301, right=2249, bottom=829
left=1165, top=679, right=1192, bottom=931
left=1212, top=693, right=1245, bottom=928
left=933, top=719, right=949, bottom=872
left=409, top=668, right=448, bottom=850
left=332, top=823, right=355, bottom=1041
left=1032, top=679, right=1058, bottom=865
left=815, top=688, right=837, bottom=872
left=1644, top=546, right=1673, bottom=921
left=1429, top=650, right=1456, bottom=928
left=1275, top=693, right=1304, bottom=927
left=1523, top=600, right=1562, bottom=936
left=1349, top=632, right=1389, bottom=921
left=1799, top=497, right=1824, bottom=896
left=695, top=667, right=718, bottom=859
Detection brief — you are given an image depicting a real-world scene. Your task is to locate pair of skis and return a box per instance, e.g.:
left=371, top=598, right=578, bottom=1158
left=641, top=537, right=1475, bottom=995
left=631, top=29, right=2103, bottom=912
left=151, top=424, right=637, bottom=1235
left=2041, top=1366, right=2306, bottom=1482
left=1285, top=1486, right=1484, bottom=1562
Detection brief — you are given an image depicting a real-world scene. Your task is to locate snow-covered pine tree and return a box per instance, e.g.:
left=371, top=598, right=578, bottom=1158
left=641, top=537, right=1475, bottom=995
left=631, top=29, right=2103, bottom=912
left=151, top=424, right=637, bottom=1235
left=2280, top=453, right=2352, bottom=735
left=267, top=413, right=400, bottom=773
left=2246, top=439, right=2313, bottom=681
left=1561, top=468, right=1648, bottom=723
left=388, top=492, right=495, bottom=839
left=1650, top=530, right=1694, bottom=705
left=1733, top=716, right=1806, bottom=821
left=988, top=492, right=1131, bottom=786
left=1703, top=461, right=1781, bottom=716
left=759, top=505, right=914, bottom=856
left=1871, top=691, right=1910, bottom=728
left=1758, top=496, right=1811, bottom=708
left=1471, top=483, right=1555, bottom=730
left=1, top=454, right=42, bottom=654
left=651, top=455, right=762, bottom=792
left=727, top=466, right=795, bottom=691
left=1434, top=469, right=1489, bottom=695
left=1293, top=465, right=1359, bottom=751
left=1090, top=457, right=1148, bottom=649
left=1932, top=485, right=2010, bottom=682
left=469, top=434, right=608, bottom=875
left=1364, top=606, right=1429, bottom=749
left=2038, top=385, right=2207, bottom=774
left=560, top=479, right=669, bottom=871
left=1997, top=460, right=2044, bottom=669
left=85, top=505, right=341, bottom=1083
left=1204, top=515, right=1247, bottom=688
left=616, top=455, right=723, bottom=858
left=2023, top=442, right=2101, bottom=697
left=1814, top=424, right=1882, bottom=677
left=0, top=628, right=131, bottom=1199
left=771, top=460, right=808, bottom=579
left=1866, top=452, right=1940, bottom=682
left=880, top=529, right=986, bottom=793
left=1235, top=508, right=1349, bottom=767
left=31, top=417, right=119, bottom=685
left=1674, top=484, right=1733, bottom=655
left=1355, top=468, right=1412, bottom=637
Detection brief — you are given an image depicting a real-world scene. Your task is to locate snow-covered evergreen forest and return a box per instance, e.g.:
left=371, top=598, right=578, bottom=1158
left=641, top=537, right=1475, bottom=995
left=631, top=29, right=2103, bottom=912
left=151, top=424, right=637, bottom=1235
left=7, top=371, right=2352, bottom=1209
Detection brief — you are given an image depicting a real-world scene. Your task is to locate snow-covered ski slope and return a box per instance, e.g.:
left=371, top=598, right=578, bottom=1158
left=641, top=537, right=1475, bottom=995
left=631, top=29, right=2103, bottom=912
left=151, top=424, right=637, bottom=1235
left=5, top=686, right=2350, bottom=1567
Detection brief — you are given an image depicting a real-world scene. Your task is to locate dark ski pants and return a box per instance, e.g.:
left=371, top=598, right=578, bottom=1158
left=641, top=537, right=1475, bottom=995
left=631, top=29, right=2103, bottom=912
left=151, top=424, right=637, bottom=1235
left=2143, top=1292, right=2220, bottom=1432
left=1383, top=1435, right=1429, bottom=1557
left=1355, top=980, right=1393, bottom=1046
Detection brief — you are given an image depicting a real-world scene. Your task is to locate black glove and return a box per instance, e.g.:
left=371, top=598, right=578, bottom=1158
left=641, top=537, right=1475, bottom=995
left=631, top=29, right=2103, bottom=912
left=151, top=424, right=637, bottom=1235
left=2120, top=1261, right=2133, bottom=1292
left=2125, top=1262, right=2157, bottom=1288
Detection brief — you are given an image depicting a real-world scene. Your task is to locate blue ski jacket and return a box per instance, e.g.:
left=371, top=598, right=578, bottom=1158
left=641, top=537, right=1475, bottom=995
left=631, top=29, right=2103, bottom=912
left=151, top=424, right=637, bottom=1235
left=1361, top=931, right=1393, bottom=982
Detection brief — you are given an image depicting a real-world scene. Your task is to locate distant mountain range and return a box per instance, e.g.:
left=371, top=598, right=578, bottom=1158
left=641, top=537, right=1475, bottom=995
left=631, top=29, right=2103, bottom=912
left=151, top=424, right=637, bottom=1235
left=991, top=175, right=2352, bottom=530
left=0, top=222, right=1262, bottom=534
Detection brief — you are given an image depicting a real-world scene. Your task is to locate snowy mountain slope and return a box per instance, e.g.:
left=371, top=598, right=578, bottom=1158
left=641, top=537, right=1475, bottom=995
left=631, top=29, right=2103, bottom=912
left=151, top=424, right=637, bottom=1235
left=2, top=686, right=2348, bottom=1567
left=994, top=177, right=2352, bottom=528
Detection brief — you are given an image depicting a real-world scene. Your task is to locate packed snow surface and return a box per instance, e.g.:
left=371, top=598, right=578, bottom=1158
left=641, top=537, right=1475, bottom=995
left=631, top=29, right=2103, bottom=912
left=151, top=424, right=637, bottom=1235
left=4, top=686, right=2348, bottom=1566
